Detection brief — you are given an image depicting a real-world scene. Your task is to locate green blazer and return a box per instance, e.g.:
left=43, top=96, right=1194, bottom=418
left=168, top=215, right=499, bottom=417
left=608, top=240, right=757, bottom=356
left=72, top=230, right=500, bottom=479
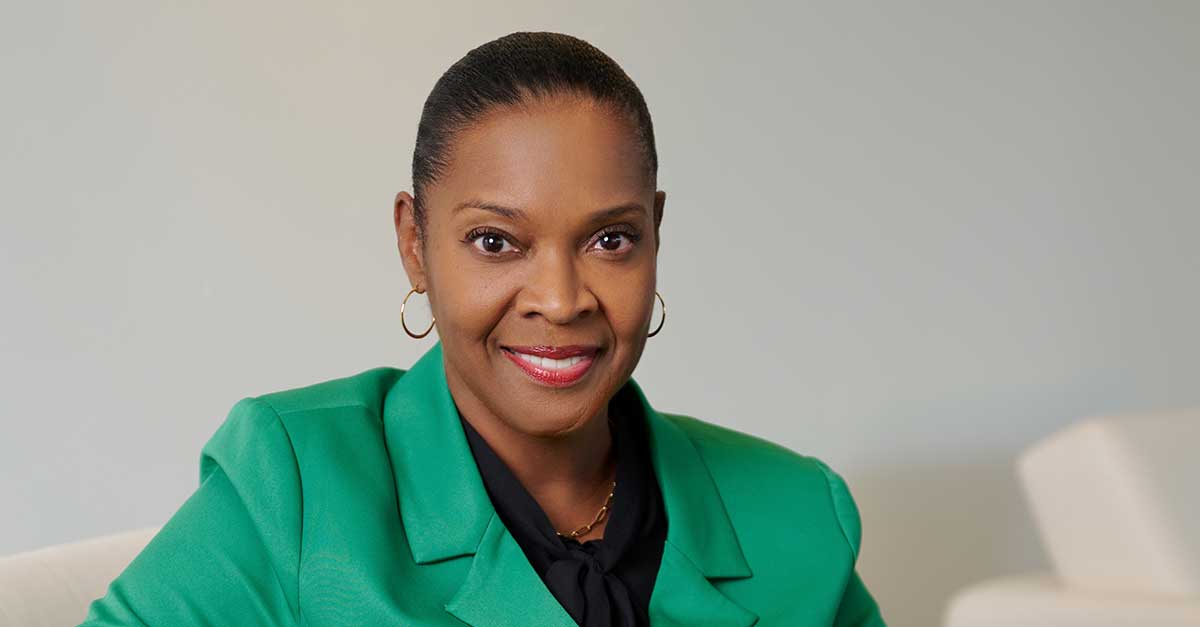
left=81, top=342, right=886, bottom=626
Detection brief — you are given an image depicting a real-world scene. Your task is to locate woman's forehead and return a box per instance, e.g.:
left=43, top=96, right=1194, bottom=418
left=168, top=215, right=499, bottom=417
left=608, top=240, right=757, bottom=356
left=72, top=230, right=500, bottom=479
left=429, top=98, right=651, bottom=217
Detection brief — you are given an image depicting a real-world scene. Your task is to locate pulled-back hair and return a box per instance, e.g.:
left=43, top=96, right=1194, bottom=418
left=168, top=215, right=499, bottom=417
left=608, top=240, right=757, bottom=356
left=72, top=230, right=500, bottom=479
left=411, top=31, right=658, bottom=240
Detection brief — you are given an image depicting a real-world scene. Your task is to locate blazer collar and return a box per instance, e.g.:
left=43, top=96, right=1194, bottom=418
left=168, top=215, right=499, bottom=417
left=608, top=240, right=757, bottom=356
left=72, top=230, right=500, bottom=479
left=383, top=341, right=756, bottom=626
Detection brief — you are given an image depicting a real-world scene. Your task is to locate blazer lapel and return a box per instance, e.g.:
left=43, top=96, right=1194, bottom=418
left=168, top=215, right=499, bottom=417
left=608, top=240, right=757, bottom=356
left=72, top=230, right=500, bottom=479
left=383, top=341, right=756, bottom=627
left=382, top=341, right=490, bottom=565
left=649, top=542, right=759, bottom=627
left=383, top=342, right=574, bottom=626
left=629, top=378, right=759, bottom=627
left=444, top=512, right=577, bottom=627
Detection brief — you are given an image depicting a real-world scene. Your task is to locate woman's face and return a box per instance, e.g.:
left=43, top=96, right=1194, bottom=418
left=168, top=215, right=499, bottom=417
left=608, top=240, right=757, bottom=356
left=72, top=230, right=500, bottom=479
left=395, top=93, right=665, bottom=438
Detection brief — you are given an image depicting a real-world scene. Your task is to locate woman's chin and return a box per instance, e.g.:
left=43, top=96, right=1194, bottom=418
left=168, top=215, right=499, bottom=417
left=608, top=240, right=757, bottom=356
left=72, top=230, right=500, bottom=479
left=508, top=411, right=597, bottom=439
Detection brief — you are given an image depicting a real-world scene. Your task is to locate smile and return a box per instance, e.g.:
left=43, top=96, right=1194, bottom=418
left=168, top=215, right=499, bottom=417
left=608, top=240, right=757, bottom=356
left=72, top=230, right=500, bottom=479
left=500, top=345, right=600, bottom=388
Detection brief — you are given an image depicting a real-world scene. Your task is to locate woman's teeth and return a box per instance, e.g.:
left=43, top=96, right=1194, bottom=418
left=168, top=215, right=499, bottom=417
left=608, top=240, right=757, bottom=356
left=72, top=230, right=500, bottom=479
left=511, top=352, right=586, bottom=370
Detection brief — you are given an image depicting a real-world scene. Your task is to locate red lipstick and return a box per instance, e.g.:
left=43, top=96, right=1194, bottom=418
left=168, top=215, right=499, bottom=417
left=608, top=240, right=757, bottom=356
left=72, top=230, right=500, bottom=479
left=500, top=345, right=600, bottom=388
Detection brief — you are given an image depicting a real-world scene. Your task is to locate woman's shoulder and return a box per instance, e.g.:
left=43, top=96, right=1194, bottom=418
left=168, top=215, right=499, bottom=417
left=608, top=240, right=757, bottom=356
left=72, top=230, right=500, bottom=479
left=660, top=410, right=845, bottom=481
left=200, top=367, right=407, bottom=479
left=249, top=366, right=407, bottom=418
left=658, top=411, right=864, bottom=561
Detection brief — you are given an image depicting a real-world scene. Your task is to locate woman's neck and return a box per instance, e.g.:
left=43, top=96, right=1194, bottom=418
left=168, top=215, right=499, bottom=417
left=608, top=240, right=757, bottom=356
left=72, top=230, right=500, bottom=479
left=445, top=367, right=617, bottom=537
left=476, top=409, right=616, bottom=537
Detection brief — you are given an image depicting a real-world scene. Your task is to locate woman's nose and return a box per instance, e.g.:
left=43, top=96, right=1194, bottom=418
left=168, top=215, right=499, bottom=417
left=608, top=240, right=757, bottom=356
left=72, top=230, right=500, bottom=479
left=518, top=252, right=599, bottom=325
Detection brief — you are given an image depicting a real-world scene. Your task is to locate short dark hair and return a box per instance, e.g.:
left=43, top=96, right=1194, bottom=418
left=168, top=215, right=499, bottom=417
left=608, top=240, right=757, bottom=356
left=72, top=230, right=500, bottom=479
left=410, top=31, right=658, bottom=240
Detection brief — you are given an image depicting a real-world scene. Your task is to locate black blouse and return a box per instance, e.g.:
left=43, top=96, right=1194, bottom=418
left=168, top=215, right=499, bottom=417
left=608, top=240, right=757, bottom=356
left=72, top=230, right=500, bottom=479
left=458, top=385, right=667, bottom=627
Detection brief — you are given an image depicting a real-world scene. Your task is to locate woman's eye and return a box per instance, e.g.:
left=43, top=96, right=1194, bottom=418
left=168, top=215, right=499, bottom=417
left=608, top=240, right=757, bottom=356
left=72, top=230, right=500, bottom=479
left=469, top=231, right=515, bottom=255
left=466, top=227, right=639, bottom=256
left=593, top=229, right=638, bottom=253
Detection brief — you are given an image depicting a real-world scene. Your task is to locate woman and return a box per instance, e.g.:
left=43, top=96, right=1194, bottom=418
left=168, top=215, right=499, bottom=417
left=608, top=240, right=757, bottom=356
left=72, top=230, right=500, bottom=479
left=81, top=32, right=885, bottom=626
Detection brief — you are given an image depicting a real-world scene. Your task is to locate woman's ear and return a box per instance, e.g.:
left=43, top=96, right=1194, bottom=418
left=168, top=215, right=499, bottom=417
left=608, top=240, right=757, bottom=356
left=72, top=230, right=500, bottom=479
left=652, top=190, right=665, bottom=252
left=394, top=190, right=429, bottom=290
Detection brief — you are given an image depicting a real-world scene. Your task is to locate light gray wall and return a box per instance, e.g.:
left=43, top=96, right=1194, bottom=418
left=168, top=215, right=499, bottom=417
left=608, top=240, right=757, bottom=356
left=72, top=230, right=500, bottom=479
left=2, top=2, right=1197, bottom=626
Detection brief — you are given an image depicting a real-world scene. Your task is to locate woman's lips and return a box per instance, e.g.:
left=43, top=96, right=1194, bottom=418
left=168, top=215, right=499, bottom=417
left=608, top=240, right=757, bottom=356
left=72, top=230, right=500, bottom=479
left=500, top=345, right=600, bottom=388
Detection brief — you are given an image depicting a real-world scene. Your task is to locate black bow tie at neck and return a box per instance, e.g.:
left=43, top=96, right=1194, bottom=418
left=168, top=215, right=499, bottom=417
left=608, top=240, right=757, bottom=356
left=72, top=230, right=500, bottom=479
left=543, top=537, right=639, bottom=626
left=519, top=463, right=644, bottom=627
left=458, top=391, right=665, bottom=627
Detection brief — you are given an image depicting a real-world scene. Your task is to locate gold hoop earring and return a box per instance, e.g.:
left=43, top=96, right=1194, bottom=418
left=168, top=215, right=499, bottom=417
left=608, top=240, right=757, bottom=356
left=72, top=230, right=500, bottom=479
left=647, top=290, right=666, bottom=338
left=401, top=287, right=436, bottom=339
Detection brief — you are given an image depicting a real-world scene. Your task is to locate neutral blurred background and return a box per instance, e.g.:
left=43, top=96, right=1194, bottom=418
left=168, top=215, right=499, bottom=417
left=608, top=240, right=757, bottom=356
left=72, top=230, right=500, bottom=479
left=2, top=2, right=1197, bottom=625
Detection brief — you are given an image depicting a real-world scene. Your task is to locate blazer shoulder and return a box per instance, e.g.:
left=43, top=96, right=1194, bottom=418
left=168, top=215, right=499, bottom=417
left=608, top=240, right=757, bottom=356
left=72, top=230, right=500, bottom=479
left=660, top=411, right=826, bottom=475
left=661, top=411, right=864, bottom=561
left=252, top=366, right=407, bottom=417
left=201, top=366, right=407, bottom=479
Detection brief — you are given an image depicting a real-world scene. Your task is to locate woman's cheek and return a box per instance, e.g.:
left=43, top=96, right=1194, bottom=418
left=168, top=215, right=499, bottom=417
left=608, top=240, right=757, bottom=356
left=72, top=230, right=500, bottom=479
left=439, top=293, right=490, bottom=341
left=429, top=252, right=495, bottom=331
left=607, top=272, right=655, bottom=331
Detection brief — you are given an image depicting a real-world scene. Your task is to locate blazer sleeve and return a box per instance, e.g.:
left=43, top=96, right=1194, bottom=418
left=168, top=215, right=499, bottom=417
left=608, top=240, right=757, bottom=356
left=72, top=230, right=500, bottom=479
left=812, top=458, right=888, bottom=627
left=78, top=397, right=302, bottom=626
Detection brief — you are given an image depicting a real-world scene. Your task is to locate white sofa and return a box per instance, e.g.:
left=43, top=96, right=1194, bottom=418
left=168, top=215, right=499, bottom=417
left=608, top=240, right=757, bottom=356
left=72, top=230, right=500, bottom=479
left=0, top=527, right=160, bottom=627
left=945, top=408, right=1200, bottom=626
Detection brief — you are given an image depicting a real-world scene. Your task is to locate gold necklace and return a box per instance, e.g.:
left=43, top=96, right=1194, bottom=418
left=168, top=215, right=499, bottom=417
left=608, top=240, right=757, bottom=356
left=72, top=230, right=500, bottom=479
left=556, top=479, right=617, bottom=539
left=556, top=416, right=617, bottom=540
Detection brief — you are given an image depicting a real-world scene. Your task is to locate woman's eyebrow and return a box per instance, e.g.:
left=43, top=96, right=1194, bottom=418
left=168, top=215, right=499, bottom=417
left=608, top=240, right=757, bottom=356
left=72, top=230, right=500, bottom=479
left=453, top=200, right=646, bottom=223
left=453, top=199, right=525, bottom=220
left=587, top=203, right=646, bottom=223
